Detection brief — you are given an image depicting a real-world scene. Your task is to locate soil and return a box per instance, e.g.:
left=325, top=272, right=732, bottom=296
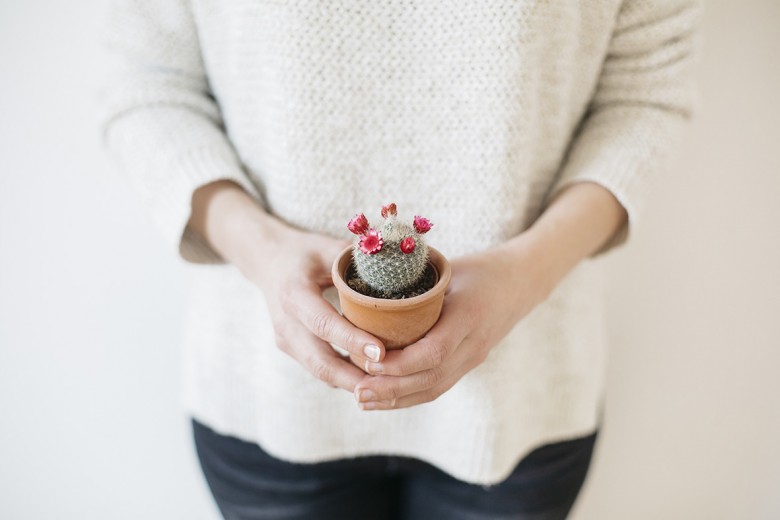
left=346, top=263, right=437, bottom=300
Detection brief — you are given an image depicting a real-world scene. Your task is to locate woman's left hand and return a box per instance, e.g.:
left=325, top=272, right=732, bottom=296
left=351, top=181, right=629, bottom=410
left=353, top=237, right=552, bottom=410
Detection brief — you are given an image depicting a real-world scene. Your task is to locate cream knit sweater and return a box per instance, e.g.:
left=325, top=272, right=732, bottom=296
left=101, top=0, right=700, bottom=484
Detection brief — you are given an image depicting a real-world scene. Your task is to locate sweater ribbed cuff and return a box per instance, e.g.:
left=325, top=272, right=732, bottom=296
left=161, top=143, right=264, bottom=265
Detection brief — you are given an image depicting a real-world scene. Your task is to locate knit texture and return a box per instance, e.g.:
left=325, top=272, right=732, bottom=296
left=100, top=0, right=700, bottom=484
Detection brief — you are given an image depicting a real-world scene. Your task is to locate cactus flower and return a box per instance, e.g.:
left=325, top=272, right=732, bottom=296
left=400, top=237, right=416, bottom=254
left=347, top=213, right=369, bottom=235
left=381, top=203, right=397, bottom=219
left=358, top=228, right=384, bottom=255
left=413, top=216, right=433, bottom=234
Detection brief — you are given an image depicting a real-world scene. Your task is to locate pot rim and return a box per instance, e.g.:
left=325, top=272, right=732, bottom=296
left=331, top=245, right=451, bottom=311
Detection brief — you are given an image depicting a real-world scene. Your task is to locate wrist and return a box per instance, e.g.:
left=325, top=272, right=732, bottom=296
left=514, top=182, right=628, bottom=295
left=499, top=232, right=561, bottom=306
left=190, top=180, right=291, bottom=276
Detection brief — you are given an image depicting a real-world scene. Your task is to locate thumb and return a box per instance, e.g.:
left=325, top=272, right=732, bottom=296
left=318, top=237, right=352, bottom=267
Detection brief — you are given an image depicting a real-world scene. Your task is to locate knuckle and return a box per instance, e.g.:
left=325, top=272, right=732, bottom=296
left=273, top=331, right=289, bottom=352
left=271, top=320, right=291, bottom=352
left=310, top=311, right=334, bottom=340
left=309, top=357, right=333, bottom=383
left=342, top=330, right=359, bottom=351
left=425, top=387, right=445, bottom=403
left=470, top=337, right=489, bottom=362
left=383, top=384, right=400, bottom=401
left=272, top=317, right=289, bottom=337
left=427, top=342, right=448, bottom=367
left=420, top=367, right=443, bottom=389
left=277, top=286, right=295, bottom=313
left=475, top=343, right=490, bottom=364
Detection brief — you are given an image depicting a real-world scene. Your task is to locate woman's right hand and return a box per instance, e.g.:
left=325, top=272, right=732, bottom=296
left=188, top=180, right=386, bottom=393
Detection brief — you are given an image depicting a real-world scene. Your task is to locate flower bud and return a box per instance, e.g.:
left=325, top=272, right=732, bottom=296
left=347, top=213, right=369, bottom=235
left=400, top=237, right=416, bottom=254
left=381, top=203, right=397, bottom=219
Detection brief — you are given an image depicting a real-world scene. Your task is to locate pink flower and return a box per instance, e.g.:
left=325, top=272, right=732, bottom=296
left=413, top=215, right=433, bottom=234
left=400, top=237, right=416, bottom=254
left=381, top=203, right=397, bottom=219
left=358, top=228, right=384, bottom=255
left=347, top=213, right=369, bottom=235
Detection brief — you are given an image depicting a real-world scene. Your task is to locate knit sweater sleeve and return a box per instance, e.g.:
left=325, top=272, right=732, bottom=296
left=99, top=0, right=264, bottom=265
left=542, top=0, right=702, bottom=258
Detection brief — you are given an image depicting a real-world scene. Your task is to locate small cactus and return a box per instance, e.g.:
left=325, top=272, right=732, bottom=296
left=347, top=203, right=434, bottom=297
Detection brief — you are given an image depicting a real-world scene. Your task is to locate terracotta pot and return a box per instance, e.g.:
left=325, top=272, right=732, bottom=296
left=331, top=245, right=452, bottom=350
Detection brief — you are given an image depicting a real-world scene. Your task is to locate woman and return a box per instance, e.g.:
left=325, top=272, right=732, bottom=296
left=101, top=1, right=701, bottom=518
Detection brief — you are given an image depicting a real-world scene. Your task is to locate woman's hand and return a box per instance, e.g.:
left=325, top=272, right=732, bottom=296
left=251, top=228, right=389, bottom=392
left=190, top=179, right=626, bottom=402
left=188, top=180, right=387, bottom=393
left=352, top=238, right=552, bottom=410
left=351, top=181, right=629, bottom=410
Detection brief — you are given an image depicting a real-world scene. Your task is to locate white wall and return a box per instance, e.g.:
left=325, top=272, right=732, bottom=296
left=1, top=1, right=778, bottom=518
left=571, top=2, right=780, bottom=518
left=0, top=1, right=217, bottom=518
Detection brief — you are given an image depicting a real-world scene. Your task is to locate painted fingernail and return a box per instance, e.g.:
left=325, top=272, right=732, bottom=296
left=355, top=388, right=377, bottom=402
left=359, top=399, right=395, bottom=411
left=363, top=344, right=381, bottom=362
left=366, top=362, right=384, bottom=374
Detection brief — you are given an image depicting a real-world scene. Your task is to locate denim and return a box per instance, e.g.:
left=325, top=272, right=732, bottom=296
left=193, top=418, right=598, bottom=520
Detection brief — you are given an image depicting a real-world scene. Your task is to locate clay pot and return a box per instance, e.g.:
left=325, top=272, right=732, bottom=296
left=331, top=245, right=452, bottom=350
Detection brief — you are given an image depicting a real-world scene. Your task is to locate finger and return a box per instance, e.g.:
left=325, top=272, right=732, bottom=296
left=312, top=239, right=351, bottom=286
left=355, top=360, right=452, bottom=403
left=316, top=238, right=351, bottom=269
left=357, top=362, right=465, bottom=411
left=285, top=325, right=367, bottom=392
left=364, top=302, right=471, bottom=376
left=355, top=333, right=478, bottom=403
left=283, top=283, right=386, bottom=364
left=348, top=352, right=374, bottom=374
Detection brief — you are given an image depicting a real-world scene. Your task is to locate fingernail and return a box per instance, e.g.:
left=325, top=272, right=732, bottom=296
left=366, top=362, right=384, bottom=374
left=363, top=344, right=381, bottom=362
left=355, top=388, right=377, bottom=403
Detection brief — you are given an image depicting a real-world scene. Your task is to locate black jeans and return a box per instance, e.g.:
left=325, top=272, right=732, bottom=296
left=193, top=418, right=598, bottom=520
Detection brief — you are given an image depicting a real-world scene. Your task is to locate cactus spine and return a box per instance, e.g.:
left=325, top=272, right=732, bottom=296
left=347, top=204, right=432, bottom=297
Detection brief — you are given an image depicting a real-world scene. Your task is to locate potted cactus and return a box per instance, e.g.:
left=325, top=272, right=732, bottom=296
left=331, top=203, right=451, bottom=350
